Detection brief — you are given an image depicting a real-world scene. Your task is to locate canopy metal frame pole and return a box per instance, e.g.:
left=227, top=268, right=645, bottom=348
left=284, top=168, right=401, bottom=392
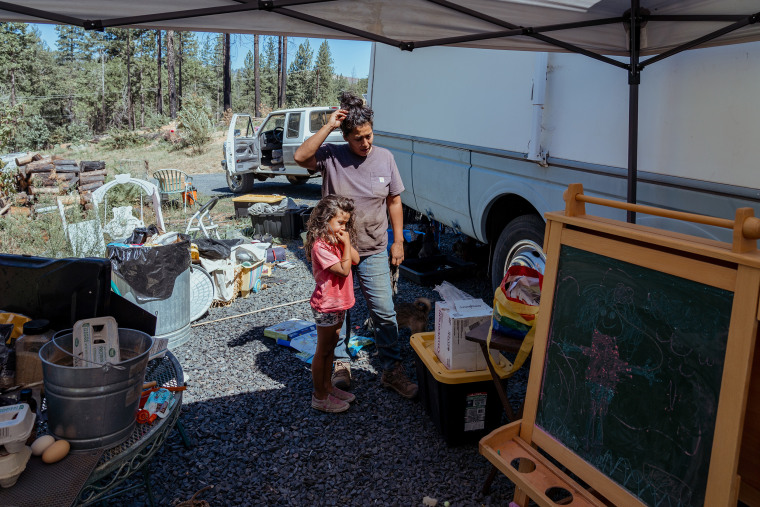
left=627, top=2, right=641, bottom=223
left=2, top=0, right=759, bottom=225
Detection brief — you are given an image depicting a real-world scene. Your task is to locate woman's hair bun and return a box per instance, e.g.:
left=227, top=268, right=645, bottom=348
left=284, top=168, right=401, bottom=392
left=337, top=90, right=373, bottom=136
left=339, top=91, right=364, bottom=110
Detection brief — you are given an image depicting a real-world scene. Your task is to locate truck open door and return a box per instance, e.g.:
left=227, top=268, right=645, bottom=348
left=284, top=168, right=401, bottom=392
left=224, top=114, right=260, bottom=193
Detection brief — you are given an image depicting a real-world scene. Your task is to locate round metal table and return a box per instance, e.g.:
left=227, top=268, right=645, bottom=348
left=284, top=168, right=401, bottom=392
left=75, top=351, right=185, bottom=506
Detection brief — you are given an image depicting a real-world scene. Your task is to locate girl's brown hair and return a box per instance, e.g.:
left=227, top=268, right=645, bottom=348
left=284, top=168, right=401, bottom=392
left=304, top=194, right=357, bottom=263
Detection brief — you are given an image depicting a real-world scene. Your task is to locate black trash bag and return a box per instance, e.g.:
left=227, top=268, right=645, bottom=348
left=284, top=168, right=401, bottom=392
left=126, top=225, right=161, bottom=245
left=108, top=234, right=191, bottom=302
left=194, top=238, right=246, bottom=260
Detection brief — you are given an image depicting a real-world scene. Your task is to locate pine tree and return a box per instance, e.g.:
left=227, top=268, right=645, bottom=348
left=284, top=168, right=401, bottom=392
left=259, top=36, right=278, bottom=112
left=54, top=25, right=87, bottom=63
left=286, top=39, right=314, bottom=107
left=0, top=23, right=38, bottom=107
left=314, top=40, right=334, bottom=106
left=241, top=50, right=257, bottom=113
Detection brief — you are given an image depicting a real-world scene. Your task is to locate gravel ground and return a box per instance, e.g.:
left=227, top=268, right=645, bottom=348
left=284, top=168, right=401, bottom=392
left=114, top=179, right=529, bottom=506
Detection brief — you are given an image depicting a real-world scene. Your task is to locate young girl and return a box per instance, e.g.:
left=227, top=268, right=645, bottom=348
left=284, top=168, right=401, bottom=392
left=305, top=194, right=360, bottom=413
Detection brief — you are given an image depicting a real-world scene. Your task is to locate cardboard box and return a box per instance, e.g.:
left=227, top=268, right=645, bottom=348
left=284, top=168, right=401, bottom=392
left=434, top=299, right=496, bottom=372
left=72, top=316, right=120, bottom=367
left=264, top=319, right=316, bottom=347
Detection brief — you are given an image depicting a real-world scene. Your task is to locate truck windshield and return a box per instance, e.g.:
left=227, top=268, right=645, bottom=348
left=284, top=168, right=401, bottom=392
left=260, top=114, right=285, bottom=136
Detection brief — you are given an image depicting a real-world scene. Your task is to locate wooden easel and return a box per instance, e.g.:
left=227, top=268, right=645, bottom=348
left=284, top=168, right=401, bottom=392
left=480, top=183, right=760, bottom=506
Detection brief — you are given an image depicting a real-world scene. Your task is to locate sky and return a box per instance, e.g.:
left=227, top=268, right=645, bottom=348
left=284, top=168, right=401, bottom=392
left=32, top=23, right=372, bottom=78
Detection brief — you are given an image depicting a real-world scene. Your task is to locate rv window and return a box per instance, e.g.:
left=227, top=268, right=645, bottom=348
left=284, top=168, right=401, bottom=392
left=309, top=111, right=333, bottom=132
left=286, top=113, right=301, bottom=138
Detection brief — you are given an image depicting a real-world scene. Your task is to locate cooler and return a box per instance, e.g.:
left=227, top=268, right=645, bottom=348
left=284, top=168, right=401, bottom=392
left=410, top=332, right=507, bottom=446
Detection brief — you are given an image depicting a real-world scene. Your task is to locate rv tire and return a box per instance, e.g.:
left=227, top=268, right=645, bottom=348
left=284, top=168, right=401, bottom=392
left=491, top=214, right=546, bottom=293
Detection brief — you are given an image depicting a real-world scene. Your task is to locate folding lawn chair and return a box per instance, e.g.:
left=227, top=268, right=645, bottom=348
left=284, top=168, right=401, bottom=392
left=185, top=196, right=220, bottom=239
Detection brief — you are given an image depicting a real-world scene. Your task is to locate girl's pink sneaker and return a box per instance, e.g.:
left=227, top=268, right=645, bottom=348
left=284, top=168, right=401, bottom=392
left=311, top=394, right=349, bottom=413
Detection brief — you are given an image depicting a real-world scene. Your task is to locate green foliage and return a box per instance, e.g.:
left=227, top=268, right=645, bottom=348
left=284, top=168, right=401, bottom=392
left=102, top=128, right=148, bottom=150
left=177, top=93, right=213, bottom=154
left=0, top=103, right=23, bottom=151
left=0, top=161, right=15, bottom=198
left=15, top=114, right=50, bottom=150
left=287, top=40, right=314, bottom=107
left=48, top=121, right=90, bottom=146
left=314, top=40, right=335, bottom=106
left=143, top=111, right=171, bottom=130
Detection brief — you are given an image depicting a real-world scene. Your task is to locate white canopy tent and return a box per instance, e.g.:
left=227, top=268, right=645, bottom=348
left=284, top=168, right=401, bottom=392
left=2, top=0, right=760, bottom=220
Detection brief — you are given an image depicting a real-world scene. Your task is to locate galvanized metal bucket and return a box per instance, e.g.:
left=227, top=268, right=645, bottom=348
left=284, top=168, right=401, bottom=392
left=39, top=328, right=153, bottom=451
left=113, top=267, right=192, bottom=350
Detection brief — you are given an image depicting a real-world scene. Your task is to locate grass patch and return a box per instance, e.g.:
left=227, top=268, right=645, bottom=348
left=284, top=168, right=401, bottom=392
left=54, top=128, right=228, bottom=178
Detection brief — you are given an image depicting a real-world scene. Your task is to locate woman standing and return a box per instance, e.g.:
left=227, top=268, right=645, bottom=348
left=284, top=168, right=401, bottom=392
left=294, top=91, right=418, bottom=400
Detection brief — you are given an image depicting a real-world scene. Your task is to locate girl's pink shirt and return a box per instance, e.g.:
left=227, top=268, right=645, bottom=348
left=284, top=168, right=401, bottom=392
left=310, top=238, right=355, bottom=313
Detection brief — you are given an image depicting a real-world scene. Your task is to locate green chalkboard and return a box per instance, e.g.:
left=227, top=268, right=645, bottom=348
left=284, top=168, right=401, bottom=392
left=535, top=245, right=733, bottom=507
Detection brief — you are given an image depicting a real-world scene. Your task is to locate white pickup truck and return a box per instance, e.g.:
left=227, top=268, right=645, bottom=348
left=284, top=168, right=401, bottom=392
left=222, top=107, right=345, bottom=193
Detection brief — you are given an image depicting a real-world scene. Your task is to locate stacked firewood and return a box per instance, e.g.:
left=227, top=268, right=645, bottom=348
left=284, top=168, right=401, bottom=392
left=12, top=153, right=107, bottom=210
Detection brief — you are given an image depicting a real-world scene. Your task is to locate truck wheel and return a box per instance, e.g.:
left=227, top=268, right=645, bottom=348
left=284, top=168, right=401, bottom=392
left=286, top=176, right=309, bottom=185
left=491, top=214, right=546, bottom=293
left=226, top=172, right=254, bottom=193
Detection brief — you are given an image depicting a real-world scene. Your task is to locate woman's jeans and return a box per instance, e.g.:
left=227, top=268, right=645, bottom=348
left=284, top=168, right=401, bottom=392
left=355, top=251, right=401, bottom=371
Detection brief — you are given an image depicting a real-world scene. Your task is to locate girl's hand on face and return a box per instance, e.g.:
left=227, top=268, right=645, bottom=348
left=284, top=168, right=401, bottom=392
left=328, top=109, right=347, bottom=129
left=334, top=229, right=351, bottom=247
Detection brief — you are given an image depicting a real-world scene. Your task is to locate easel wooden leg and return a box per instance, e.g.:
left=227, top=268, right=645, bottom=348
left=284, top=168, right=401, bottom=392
left=479, top=343, right=516, bottom=421
left=482, top=465, right=498, bottom=495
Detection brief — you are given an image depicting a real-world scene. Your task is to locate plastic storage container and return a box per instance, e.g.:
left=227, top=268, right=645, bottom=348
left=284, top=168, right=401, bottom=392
left=0, top=446, right=31, bottom=488
left=410, top=332, right=507, bottom=446
left=232, top=194, right=285, bottom=218
left=0, top=404, right=35, bottom=453
left=15, top=319, right=55, bottom=387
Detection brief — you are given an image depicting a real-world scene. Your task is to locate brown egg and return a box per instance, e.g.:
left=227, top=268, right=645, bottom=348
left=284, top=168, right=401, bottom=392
left=41, top=439, right=70, bottom=464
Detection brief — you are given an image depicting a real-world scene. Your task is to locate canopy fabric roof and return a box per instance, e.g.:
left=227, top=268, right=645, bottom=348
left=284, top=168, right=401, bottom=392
left=1, top=1, right=759, bottom=58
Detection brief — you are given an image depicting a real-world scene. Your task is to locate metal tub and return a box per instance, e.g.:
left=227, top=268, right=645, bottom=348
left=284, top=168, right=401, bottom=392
left=40, top=329, right=153, bottom=451
left=113, top=267, right=192, bottom=350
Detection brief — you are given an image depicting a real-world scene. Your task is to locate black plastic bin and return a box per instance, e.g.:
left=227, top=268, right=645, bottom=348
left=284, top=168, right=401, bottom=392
left=250, top=209, right=302, bottom=239
left=410, top=332, right=506, bottom=446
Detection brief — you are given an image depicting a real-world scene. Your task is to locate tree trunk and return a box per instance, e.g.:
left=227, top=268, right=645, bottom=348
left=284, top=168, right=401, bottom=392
left=280, top=36, right=288, bottom=108
left=277, top=36, right=282, bottom=107
left=10, top=69, right=15, bottom=107
left=178, top=32, right=183, bottom=110
left=167, top=30, right=177, bottom=119
left=166, top=30, right=177, bottom=120
left=127, top=30, right=134, bottom=129
left=101, top=48, right=106, bottom=130
left=254, top=34, right=261, bottom=118
left=156, top=30, right=163, bottom=115
left=223, top=33, right=231, bottom=112
left=140, top=63, right=145, bottom=128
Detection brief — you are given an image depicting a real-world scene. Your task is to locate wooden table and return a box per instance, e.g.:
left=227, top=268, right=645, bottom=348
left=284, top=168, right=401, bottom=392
left=76, top=351, right=187, bottom=505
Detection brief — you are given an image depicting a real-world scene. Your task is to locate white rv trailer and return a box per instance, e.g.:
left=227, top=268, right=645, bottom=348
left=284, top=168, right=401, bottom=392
left=368, top=41, right=760, bottom=289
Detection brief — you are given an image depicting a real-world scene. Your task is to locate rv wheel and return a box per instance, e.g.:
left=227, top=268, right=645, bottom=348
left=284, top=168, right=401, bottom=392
left=226, top=172, right=255, bottom=193
left=491, top=214, right=546, bottom=293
